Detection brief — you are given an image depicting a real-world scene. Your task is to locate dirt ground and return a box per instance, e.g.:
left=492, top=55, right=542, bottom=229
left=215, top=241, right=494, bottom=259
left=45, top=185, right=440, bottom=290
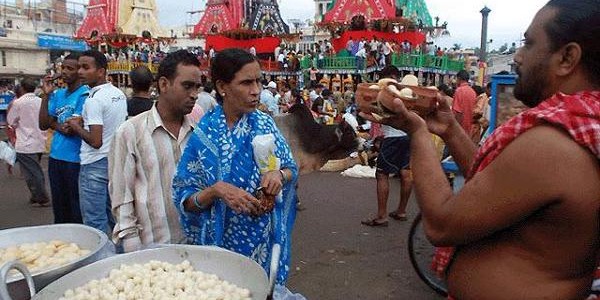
left=0, top=157, right=441, bottom=299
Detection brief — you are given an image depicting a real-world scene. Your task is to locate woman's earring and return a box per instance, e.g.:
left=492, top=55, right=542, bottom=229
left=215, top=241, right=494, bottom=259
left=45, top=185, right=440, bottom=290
left=222, top=93, right=226, bottom=96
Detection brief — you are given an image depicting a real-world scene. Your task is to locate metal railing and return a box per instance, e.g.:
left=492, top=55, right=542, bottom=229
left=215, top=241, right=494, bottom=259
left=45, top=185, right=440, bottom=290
left=107, top=53, right=465, bottom=75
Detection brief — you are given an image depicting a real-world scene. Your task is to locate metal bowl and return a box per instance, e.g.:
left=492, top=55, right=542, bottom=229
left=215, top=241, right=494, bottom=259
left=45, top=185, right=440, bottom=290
left=32, top=245, right=270, bottom=299
left=0, top=224, right=113, bottom=300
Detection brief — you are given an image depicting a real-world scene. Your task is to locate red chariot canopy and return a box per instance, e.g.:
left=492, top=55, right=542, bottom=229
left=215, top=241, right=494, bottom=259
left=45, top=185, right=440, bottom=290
left=193, top=3, right=239, bottom=36
left=76, top=0, right=119, bottom=39
left=206, top=35, right=280, bottom=54
left=324, top=0, right=396, bottom=23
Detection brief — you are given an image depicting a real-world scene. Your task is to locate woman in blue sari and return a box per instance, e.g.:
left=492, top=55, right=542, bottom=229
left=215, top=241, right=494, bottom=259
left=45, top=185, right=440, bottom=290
left=172, top=48, right=298, bottom=284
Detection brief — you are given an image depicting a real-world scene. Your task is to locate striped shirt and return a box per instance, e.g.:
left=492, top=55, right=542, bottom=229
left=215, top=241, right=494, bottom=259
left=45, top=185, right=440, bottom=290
left=109, top=105, right=195, bottom=252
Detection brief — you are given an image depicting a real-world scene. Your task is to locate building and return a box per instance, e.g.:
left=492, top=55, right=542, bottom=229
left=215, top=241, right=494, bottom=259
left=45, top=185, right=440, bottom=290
left=0, top=0, right=85, bottom=82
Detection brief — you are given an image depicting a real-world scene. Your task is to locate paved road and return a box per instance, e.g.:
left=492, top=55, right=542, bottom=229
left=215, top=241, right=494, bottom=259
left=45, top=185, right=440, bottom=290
left=0, top=157, right=442, bottom=299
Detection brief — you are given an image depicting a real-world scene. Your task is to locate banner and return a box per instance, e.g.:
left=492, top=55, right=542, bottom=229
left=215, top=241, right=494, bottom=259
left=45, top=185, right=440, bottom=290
left=38, top=34, right=89, bottom=51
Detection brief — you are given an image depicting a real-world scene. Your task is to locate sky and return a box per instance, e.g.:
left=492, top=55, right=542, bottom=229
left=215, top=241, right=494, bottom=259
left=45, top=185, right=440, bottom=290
left=69, top=0, right=548, bottom=50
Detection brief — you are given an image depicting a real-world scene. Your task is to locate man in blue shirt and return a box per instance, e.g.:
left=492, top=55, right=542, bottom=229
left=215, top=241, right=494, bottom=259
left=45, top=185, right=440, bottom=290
left=39, top=53, right=89, bottom=223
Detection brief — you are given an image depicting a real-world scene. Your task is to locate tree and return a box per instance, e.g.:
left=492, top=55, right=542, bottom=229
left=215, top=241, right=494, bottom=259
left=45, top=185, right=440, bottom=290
left=498, top=43, right=508, bottom=53
left=452, top=43, right=462, bottom=51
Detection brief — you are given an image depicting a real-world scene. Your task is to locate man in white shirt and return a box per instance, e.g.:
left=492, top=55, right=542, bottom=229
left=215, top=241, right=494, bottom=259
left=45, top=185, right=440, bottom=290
left=249, top=45, right=257, bottom=56
left=274, top=44, right=281, bottom=60
left=260, top=81, right=279, bottom=116
left=67, top=50, right=127, bottom=235
left=355, top=45, right=369, bottom=69
left=110, top=50, right=201, bottom=252
left=309, top=84, right=324, bottom=102
left=278, top=52, right=286, bottom=70
left=346, top=38, right=355, bottom=54
left=196, top=82, right=217, bottom=113
left=382, top=39, right=392, bottom=65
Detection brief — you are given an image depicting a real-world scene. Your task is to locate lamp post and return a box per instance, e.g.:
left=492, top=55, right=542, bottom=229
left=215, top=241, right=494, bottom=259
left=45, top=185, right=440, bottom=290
left=480, top=6, right=491, bottom=62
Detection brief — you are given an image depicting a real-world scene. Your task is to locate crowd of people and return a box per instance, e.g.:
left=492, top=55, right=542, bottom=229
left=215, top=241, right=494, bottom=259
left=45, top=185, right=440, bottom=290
left=1, top=0, right=599, bottom=298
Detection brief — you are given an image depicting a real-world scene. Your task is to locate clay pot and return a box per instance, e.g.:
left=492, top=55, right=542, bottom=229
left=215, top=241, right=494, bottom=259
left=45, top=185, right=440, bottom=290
left=378, top=84, right=438, bottom=117
left=355, top=83, right=381, bottom=114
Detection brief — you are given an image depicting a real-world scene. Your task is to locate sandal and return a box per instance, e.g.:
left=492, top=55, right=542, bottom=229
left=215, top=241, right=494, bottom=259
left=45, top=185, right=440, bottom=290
left=31, top=199, right=51, bottom=207
left=388, top=212, right=408, bottom=221
left=361, top=217, right=389, bottom=227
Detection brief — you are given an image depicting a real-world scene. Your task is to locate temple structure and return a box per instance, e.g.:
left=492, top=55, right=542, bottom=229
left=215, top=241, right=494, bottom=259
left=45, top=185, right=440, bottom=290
left=76, top=0, right=166, bottom=39
left=193, top=0, right=289, bottom=36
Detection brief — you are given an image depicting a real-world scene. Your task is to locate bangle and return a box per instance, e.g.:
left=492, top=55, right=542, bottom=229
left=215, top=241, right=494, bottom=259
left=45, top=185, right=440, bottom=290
left=279, top=169, right=287, bottom=184
left=192, top=193, right=208, bottom=210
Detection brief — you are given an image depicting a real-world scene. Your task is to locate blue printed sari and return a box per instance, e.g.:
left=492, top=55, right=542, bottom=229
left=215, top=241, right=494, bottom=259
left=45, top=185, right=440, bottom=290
left=172, top=105, right=298, bottom=284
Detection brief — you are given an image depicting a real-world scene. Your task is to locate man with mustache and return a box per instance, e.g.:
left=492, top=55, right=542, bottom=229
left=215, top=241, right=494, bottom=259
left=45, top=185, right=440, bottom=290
left=363, top=0, right=600, bottom=298
left=109, top=50, right=201, bottom=252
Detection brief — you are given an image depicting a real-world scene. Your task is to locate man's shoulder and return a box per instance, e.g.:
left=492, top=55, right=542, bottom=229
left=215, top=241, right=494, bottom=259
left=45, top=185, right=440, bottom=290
left=499, top=125, right=598, bottom=172
left=92, top=84, right=126, bottom=99
left=116, top=111, right=150, bottom=136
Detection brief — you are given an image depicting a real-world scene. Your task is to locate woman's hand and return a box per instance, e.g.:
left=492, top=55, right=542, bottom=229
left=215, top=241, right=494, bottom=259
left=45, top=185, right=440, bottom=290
left=261, top=170, right=284, bottom=196
left=214, top=181, right=261, bottom=215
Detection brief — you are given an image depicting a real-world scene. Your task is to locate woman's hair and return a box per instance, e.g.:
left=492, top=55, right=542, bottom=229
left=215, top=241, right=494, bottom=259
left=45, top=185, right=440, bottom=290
left=545, top=0, right=600, bottom=85
left=210, top=48, right=258, bottom=104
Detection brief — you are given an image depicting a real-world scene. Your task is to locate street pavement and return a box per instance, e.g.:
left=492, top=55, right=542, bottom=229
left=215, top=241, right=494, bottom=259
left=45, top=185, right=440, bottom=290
left=0, top=156, right=442, bottom=299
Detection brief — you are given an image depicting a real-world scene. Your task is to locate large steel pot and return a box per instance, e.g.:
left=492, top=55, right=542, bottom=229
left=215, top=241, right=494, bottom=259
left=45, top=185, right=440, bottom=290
left=0, top=224, right=113, bottom=300
left=25, top=245, right=274, bottom=299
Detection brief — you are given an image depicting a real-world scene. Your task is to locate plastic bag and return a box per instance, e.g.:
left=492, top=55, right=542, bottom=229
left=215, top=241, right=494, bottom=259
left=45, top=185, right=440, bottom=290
left=273, top=285, right=307, bottom=300
left=0, top=141, right=16, bottom=166
left=252, top=134, right=281, bottom=174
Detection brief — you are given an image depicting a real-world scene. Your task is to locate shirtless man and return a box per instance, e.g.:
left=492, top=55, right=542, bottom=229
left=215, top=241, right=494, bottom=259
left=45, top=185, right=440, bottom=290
left=362, top=0, right=600, bottom=298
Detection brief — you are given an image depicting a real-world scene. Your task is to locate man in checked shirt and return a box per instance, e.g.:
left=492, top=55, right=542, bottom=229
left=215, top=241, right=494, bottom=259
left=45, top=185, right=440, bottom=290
left=109, top=50, right=202, bottom=252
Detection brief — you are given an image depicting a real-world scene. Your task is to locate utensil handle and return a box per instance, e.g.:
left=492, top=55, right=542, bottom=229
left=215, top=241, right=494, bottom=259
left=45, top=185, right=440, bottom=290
left=0, top=261, right=36, bottom=300
left=267, top=243, right=281, bottom=300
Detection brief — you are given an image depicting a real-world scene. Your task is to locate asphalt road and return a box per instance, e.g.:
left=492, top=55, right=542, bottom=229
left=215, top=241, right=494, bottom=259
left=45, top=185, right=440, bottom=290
left=0, top=156, right=441, bottom=300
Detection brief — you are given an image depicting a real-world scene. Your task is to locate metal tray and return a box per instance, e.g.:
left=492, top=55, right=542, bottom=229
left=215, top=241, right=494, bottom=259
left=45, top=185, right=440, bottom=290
left=0, top=224, right=112, bottom=300
left=31, top=245, right=270, bottom=299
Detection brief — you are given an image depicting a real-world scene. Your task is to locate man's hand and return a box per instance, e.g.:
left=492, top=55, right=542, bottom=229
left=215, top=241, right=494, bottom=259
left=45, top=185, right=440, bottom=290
left=65, top=116, right=83, bottom=131
left=57, top=123, right=74, bottom=136
left=425, top=95, right=460, bottom=139
left=214, top=181, right=261, bottom=215
left=360, top=97, right=428, bottom=135
left=41, top=75, right=56, bottom=96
